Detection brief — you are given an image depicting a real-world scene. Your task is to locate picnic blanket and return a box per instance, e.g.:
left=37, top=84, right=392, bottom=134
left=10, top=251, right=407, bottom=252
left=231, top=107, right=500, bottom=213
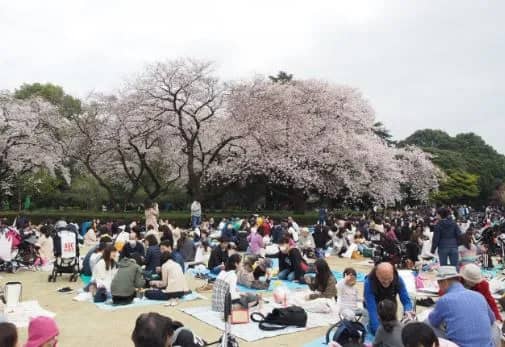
left=181, top=304, right=338, bottom=342
left=190, top=267, right=365, bottom=294
left=93, top=292, right=205, bottom=311
left=3, top=300, right=56, bottom=328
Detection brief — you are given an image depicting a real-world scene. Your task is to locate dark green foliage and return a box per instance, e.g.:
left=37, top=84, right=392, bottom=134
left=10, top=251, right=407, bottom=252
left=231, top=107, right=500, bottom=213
left=14, top=82, right=81, bottom=118
left=401, top=129, right=505, bottom=203
left=268, top=71, right=294, bottom=84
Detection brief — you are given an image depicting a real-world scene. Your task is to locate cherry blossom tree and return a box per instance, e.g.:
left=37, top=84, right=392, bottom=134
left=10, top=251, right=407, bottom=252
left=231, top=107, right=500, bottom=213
left=0, top=91, right=69, bottom=203
left=206, top=78, right=438, bottom=206
left=131, top=58, right=244, bottom=200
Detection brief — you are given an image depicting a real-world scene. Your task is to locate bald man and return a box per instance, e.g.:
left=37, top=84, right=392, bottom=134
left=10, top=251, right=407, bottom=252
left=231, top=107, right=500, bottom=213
left=364, top=262, right=413, bottom=334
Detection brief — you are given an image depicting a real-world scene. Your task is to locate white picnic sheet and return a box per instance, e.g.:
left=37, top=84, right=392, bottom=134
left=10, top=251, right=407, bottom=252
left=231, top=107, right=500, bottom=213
left=3, top=300, right=56, bottom=328
left=180, top=304, right=338, bottom=342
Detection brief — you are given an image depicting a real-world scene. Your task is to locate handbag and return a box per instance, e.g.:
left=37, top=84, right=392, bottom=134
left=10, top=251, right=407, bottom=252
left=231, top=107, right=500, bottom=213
left=250, top=306, right=307, bottom=331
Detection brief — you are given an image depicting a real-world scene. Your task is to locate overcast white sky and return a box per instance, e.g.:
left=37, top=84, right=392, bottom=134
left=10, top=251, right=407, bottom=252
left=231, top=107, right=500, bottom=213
left=1, top=1, right=504, bottom=153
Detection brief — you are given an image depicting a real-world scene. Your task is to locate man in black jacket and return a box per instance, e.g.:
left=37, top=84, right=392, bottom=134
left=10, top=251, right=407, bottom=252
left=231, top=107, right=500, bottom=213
left=208, top=236, right=230, bottom=275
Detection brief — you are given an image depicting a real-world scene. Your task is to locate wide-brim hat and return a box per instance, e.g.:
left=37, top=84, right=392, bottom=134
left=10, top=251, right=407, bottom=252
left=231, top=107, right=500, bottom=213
left=436, top=266, right=460, bottom=281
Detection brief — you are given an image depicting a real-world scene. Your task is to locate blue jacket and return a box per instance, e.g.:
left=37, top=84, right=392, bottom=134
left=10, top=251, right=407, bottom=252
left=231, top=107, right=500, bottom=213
left=429, top=282, right=494, bottom=347
left=364, top=273, right=413, bottom=334
left=144, top=245, right=161, bottom=273
left=431, top=218, right=462, bottom=253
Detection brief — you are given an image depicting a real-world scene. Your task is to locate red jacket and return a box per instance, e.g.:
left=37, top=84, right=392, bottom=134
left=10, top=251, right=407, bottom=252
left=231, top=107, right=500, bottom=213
left=472, top=280, right=502, bottom=321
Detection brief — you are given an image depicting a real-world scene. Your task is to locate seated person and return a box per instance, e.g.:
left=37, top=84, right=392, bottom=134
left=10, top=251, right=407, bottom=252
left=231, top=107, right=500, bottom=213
left=212, top=254, right=259, bottom=311
left=458, top=230, right=482, bottom=267
left=37, top=225, right=54, bottom=265
left=0, top=322, right=18, bottom=347
left=237, top=255, right=272, bottom=289
left=275, top=236, right=309, bottom=282
left=84, top=225, right=98, bottom=247
left=111, top=255, right=146, bottom=305
left=160, top=240, right=184, bottom=272
left=121, top=230, right=145, bottom=264
left=145, top=251, right=191, bottom=301
left=373, top=299, right=403, bottom=347
left=132, top=312, right=205, bottom=347
left=177, top=231, right=195, bottom=262
left=25, top=316, right=59, bottom=347
left=304, top=258, right=337, bottom=300
left=247, top=228, right=264, bottom=256
left=402, top=322, right=459, bottom=347
left=89, top=245, right=119, bottom=302
left=159, top=224, right=174, bottom=249
left=427, top=266, right=495, bottom=347
left=143, top=234, right=161, bottom=277
left=298, top=227, right=316, bottom=258
left=208, top=236, right=230, bottom=275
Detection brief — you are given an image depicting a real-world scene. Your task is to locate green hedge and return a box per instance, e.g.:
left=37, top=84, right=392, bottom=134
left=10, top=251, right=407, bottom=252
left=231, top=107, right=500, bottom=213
left=1, top=208, right=367, bottom=226
left=0, top=209, right=321, bottom=226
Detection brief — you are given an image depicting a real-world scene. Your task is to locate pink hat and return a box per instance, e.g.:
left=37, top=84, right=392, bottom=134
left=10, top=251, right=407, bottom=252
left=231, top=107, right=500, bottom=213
left=25, top=316, right=59, bottom=347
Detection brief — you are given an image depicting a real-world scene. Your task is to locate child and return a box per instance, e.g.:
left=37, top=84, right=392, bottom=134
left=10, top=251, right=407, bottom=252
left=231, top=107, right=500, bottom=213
left=25, top=316, right=59, bottom=347
left=373, top=299, right=403, bottom=347
left=0, top=322, right=18, bottom=347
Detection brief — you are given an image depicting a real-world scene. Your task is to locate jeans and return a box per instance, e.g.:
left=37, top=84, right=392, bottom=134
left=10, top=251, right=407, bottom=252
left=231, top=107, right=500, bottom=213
left=112, top=294, right=135, bottom=305
left=144, top=290, right=189, bottom=300
left=210, top=265, right=222, bottom=275
left=278, top=269, right=295, bottom=281
left=191, top=215, right=201, bottom=229
left=438, top=247, right=458, bottom=267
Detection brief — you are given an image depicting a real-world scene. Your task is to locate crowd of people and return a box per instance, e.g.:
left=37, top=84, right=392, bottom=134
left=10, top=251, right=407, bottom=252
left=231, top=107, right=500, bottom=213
left=1, top=203, right=505, bottom=346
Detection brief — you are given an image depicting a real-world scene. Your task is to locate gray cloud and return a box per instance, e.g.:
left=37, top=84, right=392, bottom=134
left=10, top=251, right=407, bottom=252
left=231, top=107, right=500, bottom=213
left=1, top=0, right=504, bottom=153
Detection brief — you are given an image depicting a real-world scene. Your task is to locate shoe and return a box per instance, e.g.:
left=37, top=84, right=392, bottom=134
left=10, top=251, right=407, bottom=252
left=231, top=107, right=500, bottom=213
left=196, top=283, right=213, bottom=293
left=416, top=298, right=435, bottom=307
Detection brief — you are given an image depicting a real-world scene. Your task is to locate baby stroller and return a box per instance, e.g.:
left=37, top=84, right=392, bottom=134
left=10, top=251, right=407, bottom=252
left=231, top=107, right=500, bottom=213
left=49, top=221, right=80, bottom=282
left=12, top=234, right=41, bottom=271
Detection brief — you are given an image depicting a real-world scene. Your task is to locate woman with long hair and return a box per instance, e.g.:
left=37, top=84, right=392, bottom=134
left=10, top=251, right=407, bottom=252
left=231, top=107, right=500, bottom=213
left=306, top=258, right=337, bottom=300
left=90, top=244, right=119, bottom=302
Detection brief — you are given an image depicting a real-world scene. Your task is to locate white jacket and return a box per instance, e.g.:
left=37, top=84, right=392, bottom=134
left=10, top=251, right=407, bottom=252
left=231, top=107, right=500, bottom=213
left=92, top=259, right=118, bottom=291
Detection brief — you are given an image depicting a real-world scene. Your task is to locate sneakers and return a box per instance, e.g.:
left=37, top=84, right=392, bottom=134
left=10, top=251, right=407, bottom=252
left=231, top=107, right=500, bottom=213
left=416, top=297, right=436, bottom=307
left=196, top=283, right=213, bottom=293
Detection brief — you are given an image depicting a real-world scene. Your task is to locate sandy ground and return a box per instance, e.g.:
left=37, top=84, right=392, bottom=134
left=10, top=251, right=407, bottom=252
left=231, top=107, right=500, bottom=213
left=1, top=256, right=376, bottom=347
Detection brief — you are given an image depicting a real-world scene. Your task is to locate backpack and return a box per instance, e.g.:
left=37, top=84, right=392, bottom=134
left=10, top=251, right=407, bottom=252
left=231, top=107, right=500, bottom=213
left=325, top=319, right=366, bottom=345
left=250, top=306, right=307, bottom=330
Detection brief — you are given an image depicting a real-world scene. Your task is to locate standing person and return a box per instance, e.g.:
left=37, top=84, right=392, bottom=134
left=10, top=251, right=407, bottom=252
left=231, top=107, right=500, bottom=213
left=364, top=262, right=413, bottom=335
left=144, top=200, right=159, bottom=232
left=190, top=200, right=202, bottom=230
left=431, top=208, right=462, bottom=266
left=427, top=266, right=495, bottom=347
left=372, top=299, right=403, bottom=347
left=318, top=207, right=328, bottom=226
